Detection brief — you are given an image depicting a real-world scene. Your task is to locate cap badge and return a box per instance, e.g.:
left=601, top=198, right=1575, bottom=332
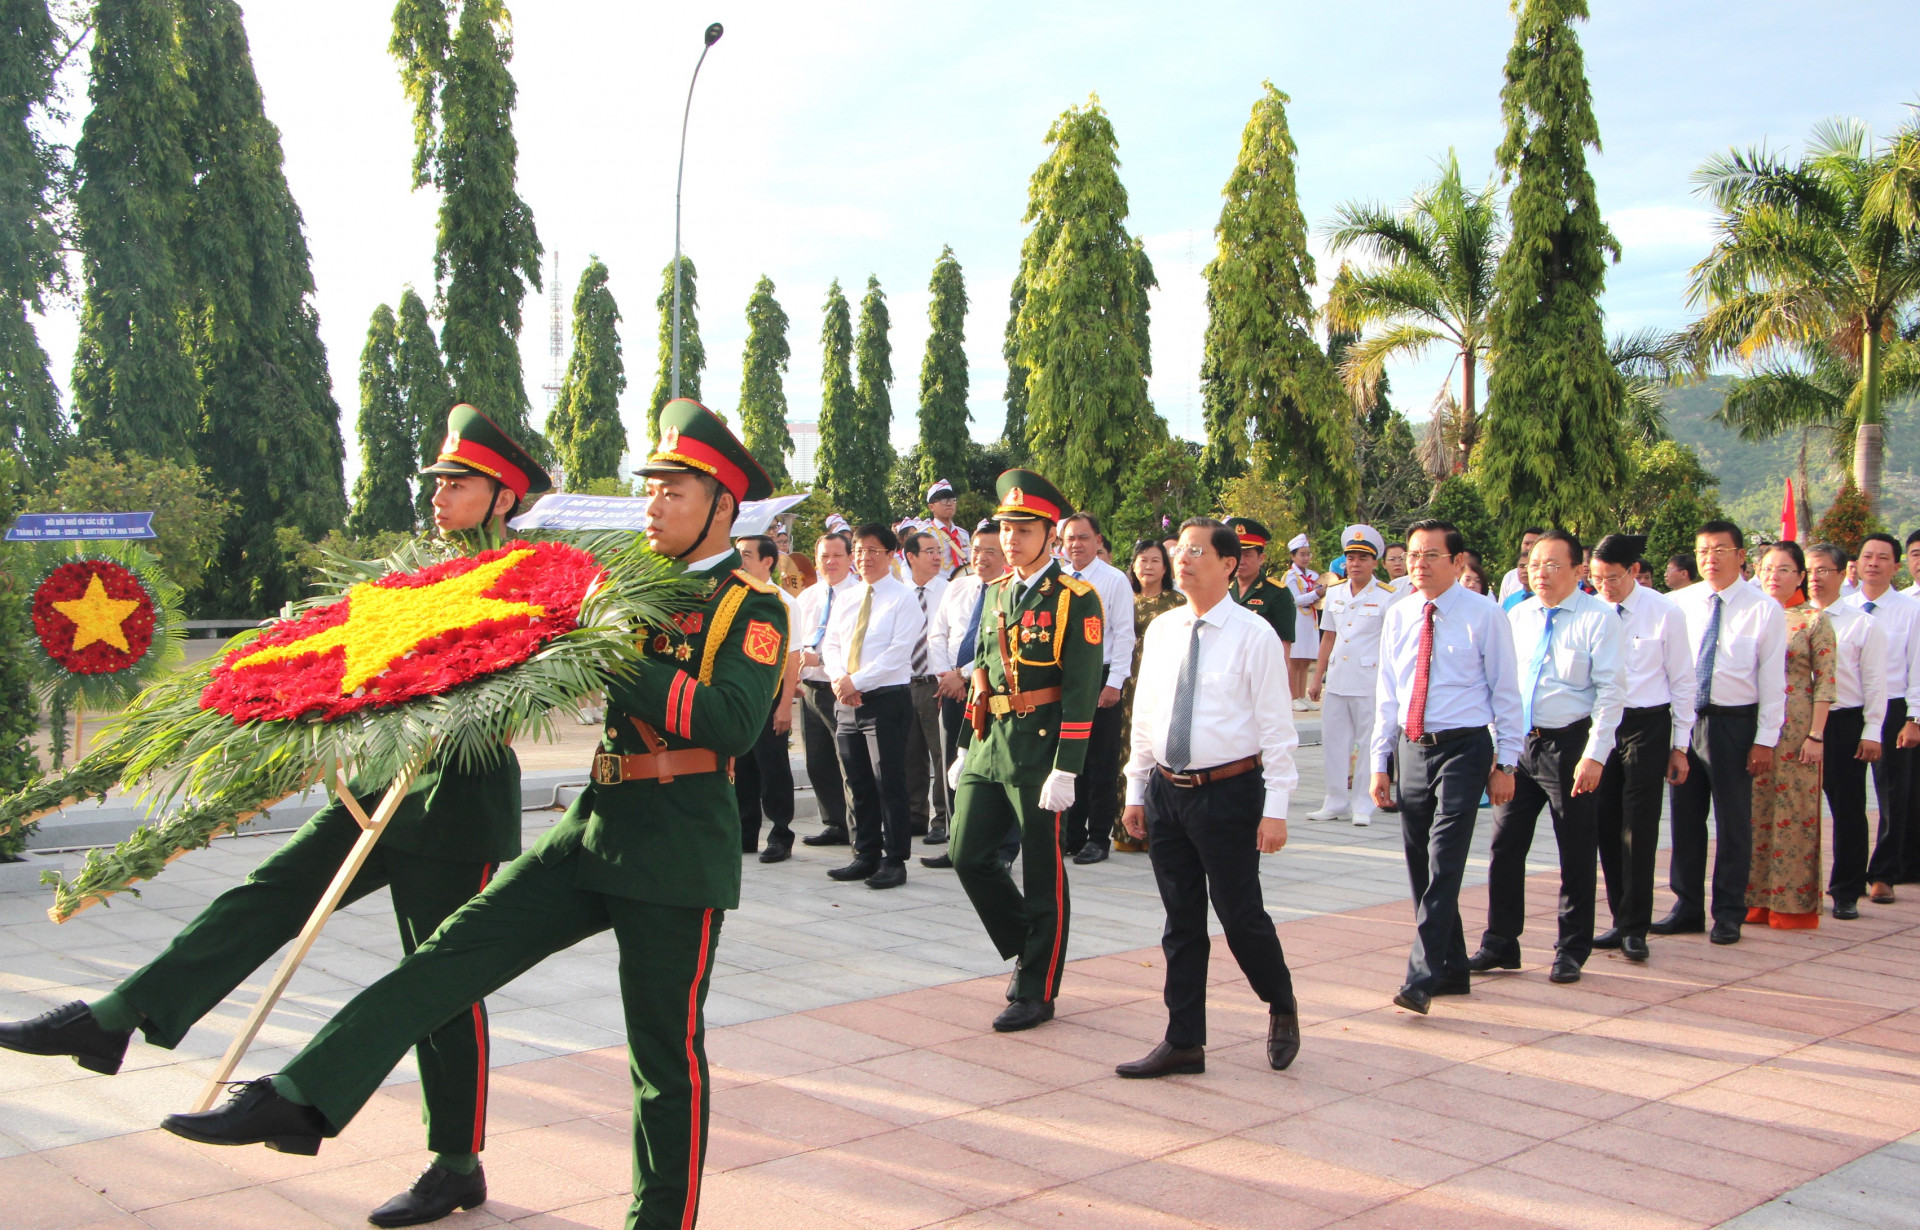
left=442, top=432, right=460, bottom=453
left=1006, top=487, right=1026, bottom=506
left=660, top=426, right=681, bottom=453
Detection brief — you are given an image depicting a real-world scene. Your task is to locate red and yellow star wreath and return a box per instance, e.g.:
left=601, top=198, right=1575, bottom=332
left=33, top=559, right=157, bottom=675
left=202, top=540, right=603, bottom=722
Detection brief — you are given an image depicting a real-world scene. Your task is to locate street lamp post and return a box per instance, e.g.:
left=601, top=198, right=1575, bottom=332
left=671, top=22, right=724, bottom=403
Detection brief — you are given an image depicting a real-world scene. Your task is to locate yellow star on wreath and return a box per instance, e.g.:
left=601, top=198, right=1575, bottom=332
left=230, top=549, right=544, bottom=694
left=53, top=573, right=142, bottom=653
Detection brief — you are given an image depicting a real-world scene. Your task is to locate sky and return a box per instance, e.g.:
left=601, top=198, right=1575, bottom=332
left=30, top=0, right=1920, bottom=484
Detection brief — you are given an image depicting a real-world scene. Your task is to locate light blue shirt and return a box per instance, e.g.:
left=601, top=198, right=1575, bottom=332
left=1508, top=588, right=1627, bottom=763
left=1372, top=581, right=1525, bottom=771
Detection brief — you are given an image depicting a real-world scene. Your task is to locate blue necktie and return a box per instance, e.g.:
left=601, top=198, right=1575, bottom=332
left=1865, top=600, right=1877, bottom=614
left=1696, top=592, right=1721, bottom=709
left=809, top=584, right=835, bottom=650
left=958, top=582, right=987, bottom=668
left=1523, top=607, right=1558, bottom=730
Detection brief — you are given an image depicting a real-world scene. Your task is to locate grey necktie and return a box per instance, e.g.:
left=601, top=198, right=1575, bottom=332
left=1166, top=617, right=1203, bottom=770
left=913, top=586, right=929, bottom=675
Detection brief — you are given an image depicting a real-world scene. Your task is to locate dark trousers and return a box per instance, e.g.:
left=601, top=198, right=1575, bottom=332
left=736, top=704, right=795, bottom=852
left=801, top=679, right=850, bottom=831
left=1668, top=703, right=1759, bottom=926
left=1596, top=706, right=1671, bottom=938
left=1145, top=771, right=1294, bottom=1047
left=1824, top=707, right=1871, bottom=906
left=836, top=685, right=914, bottom=863
left=283, top=842, right=721, bottom=1230
left=943, top=695, right=1021, bottom=863
left=950, top=773, right=1069, bottom=1001
left=1483, top=720, right=1597, bottom=963
left=116, top=798, right=496, bottom=1155
left=1063, top=701, right=1124, bottom=852
left=1398, top=729, right=1492, bottom=994
left=904, top=677, right=948, bottom=832
left=1870, top=699, right=1914, bottom=885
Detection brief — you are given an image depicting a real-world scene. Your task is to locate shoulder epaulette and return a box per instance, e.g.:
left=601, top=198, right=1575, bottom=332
left=988, top=575, right=1012, bottom=588
left=1061, top=574, right=1094, bottom=597
left=729, top=568, right=781, bottom=595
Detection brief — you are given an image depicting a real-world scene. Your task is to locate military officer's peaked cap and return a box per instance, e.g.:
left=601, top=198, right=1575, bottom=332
left=1225, top=517, right=1272, bottom=549
left=993, top=469, right=1071, bottom=524
left=422, top=403, right=552, bottom=500
left=1342, top=523, right=1385, bottom=558
left=637, top=398, right=775, bottom=504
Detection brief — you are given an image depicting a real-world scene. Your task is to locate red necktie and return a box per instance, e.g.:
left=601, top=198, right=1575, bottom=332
left=1406, top=600, right=1437, bottom=739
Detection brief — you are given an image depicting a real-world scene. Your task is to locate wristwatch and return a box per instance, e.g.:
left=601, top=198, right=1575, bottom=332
left=1494, top=763, right=1517, bottom=775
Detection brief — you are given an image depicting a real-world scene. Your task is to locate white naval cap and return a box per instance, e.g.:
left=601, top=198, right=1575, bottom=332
left=1286, top=532, right=1311, bottom=553
left=1342, top=524, right=1385, bottom=558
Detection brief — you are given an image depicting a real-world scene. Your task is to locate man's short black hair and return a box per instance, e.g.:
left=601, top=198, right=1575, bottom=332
left=1061, top=511, right=1103, bottom=536
left=1905, top=528, right=1920, bottom=549
left=1592, top=533, right=1644, bottom=568
left=737, top=534, right=778, bottom=565
left=815, top=530, right=852, bottom=556
left=976, top=518, right=999, bottom=536
left=1533, top=528, right=1582, bottom=566
left=1698, top=518, right=1745, bottom=550
left=1861, top=531, right=1901, bottom=558
left=1667, top=551, right=1699, bottom=583
left=1178, top=516, right=1241, bottom=563
left=1521, top=526, right=1547, bottom=538
left=902, top=530, right=935, bottom=557
left=854, top=522, right=899, bottom=554
left=1405, top=519, right=1466, bottom=558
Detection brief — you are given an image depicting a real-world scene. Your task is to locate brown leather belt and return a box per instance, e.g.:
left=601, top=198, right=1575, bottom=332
left=987, top=686, right=1062, bottom=717
left=1157, top=755, right=1262, bottom=789
left=592, top=749, right=731, bottom=785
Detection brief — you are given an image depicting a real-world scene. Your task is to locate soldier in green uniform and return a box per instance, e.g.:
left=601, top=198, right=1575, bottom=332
left=946, top=470, right=1106, bottom=1033
left=155, top=400, right=787, bottom=1230
left=0, top=404, right=542, bottom=1227
left=1226, top=517, right=1298, bottom=652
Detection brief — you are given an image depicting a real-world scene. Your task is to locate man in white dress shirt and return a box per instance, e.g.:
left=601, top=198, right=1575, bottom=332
left=1117, top=517, right=1301, bottom=1078
left=1658, top=520, right=1788, bottom=945
left=1058, top=512, right=1136, bottom=864
left=820, top=523, right=928, bottom=889
left=1841, top=532, right=1920, bottom=904
left=1809, top=543, right=1887, bottom=920
left=796, top=532, right=859, bottom=848
left=1587, top=535, right=1695, bottom=962
left=1470, top=530, right=1625, bottom=985
left=900, top=531, right=952, bottom=843
left=1496, top=526, right=1546, bottom=606
left=1307, top=524, right=1406, bottom=826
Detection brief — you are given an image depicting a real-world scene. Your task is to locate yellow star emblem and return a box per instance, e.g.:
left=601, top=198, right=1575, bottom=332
left=231, top=549, right=544, bottom=694
left=53, top=573, right=143, bottom=653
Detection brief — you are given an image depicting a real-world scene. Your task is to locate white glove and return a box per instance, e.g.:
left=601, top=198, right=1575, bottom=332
left=947, top=751, right=966, bottom=792
left=1039, top=768, right=1078, bottom=812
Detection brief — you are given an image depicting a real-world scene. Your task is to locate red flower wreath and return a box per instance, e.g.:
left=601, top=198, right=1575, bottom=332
left=33, top=560, right=157, bottom=676
left=201, top=540, right=604, bottom=723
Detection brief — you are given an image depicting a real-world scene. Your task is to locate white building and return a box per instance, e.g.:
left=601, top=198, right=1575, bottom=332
left=788, top=421, right=820, bottom=485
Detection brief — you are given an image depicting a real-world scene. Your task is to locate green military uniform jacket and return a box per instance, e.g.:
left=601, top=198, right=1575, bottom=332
left=347, top=751, right=523, bottom=864
left=533, top=549, right=788, bottom=910
left=1232, top=573, right=1297, bottom=646
left=957, top=559, right=1105, bottom=786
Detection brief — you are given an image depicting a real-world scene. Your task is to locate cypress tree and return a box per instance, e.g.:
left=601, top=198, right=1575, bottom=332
left=737, top=275, right=792, bottom=486
left=849, top=274, right=897, bottom=518
left=814, top=280, right=863, bottom=513
left=392, top=0, right=546, bottom=464
left=547, top=257, right=626, bottom=490
left=648, top=254, right=704, bottom=443
left=395, top=287, right=453, bottom=526
left=180, top=0, right=348, bottom=613
left=1201, top=83, right=1355, bottom=529
left=918, top=246, right=970, bottom=492
left=1476, top=0, right=1625, bottom=533
left=999, top=279, right=1029, bottom=461
left=1012, top=96, right=1156, bottom=521
left=0, top=0, right=69, bottom=483
left=348, top=304, right=415, bottom=535
left=70, top=0, right=199, bottom=464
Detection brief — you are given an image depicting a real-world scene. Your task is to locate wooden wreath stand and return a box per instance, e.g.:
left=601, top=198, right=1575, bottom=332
left=192, top=753, right=429, bottom=1112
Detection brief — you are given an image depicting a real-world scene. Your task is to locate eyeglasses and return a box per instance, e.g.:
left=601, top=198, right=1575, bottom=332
left=1698, top=545, right=1744, bottom=558
left=1527, top=560, right=1570, bottom=574
left=1406, top=550, right=1452, bottom=564
left=1169, top=545, right=1210, bottom=559
left=851, top=546, right=890, bottom=557
left=1808, top=566, right=1841, bottom=579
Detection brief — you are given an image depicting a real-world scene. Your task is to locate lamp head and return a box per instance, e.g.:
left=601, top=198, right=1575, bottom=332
left=704, top=22, right=723, bottom=45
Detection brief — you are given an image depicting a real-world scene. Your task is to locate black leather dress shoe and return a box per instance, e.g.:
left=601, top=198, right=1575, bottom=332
left=1467, top=947, right=1521, bottom=973
left=1648, top=911, right=1705, bottom=935
left=1431, top=972, right=1472, bottom=997
left=1621, top=935, right=1650, bottom=962
left=802, top=826, right=849, bottom=847
left=0, top=1001, right=131, bottom=1075
left=1267, top=1012, right=1300, bottom=1071
left=1592, top=927, right=1625, bottom=950
left=1072, top=842, right=1109, bottom=865
left=1547, top=954, right=1583, bottom=984
left=1116, top=1041, right=1204, bottom=1078
left=161, top=1077, right=332, bottom=1154
left=1392, top=986, right=1431, bottom=1015
left=923, top=826, right=949, bottom=846
left=1832, top=900, right=1860, bottom=920
left=920, top=852, right=953, bottom=869
left=827, top=859, right=878, bottom=881
left=864, top=861, right=906, bottom=889
left=1709, top=921, right=1741, bottom=945
left=368, top=1163, right=488, bottom=1227
left=757, top=843, right=791, bottom=864
left=992, top=999, right=1054, bottom=1032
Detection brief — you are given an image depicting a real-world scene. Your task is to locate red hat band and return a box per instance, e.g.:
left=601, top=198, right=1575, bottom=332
left=999, top=487, right=1061, bottom=521
left=441, top=437, right=530, bottom=500
left=655, top=431, right=749, bottom=503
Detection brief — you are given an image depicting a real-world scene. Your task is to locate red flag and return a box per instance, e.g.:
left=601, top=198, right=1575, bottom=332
left=1782, top=478, right=1798, bottom=543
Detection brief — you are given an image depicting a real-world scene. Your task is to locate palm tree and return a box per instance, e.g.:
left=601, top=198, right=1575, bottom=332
left=1325, top=151, right=1504, bottom=475
left=1688, top=117, right=1920, bottom=513
left=1610, top=328, right=1691, bottom=444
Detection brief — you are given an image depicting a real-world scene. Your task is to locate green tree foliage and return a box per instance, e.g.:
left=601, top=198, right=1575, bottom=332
left=1687, top=117, right=1920, bottom=515
left=1425, top=473, right=1497, bottom=557
left=1625, top=438, right=1725, bottom=579
left=648, top=254, right=703, bottom=443
left=1013, top=96, right=1157, bottom=522
left=847, top=274, right=898, bottom=518
left=1477, top=0, right=1626, bottom=536
left=395, top=287, right=453, bottom=526
left=918, top=246, right=970, bottom=492
left=348, top=304, right=416, bottom=535
left=737, top=275, right=792, bottom=486
left=179, top=0, right=348, bottom=615
left=1813, top=476, right=1875, bottom=555
left=392, top=0, right=546, bottom=464
left=0, top=0, right=69, bottom=483
left=1202, top=83, right=1355, bottom=530
left=814, top=280, right=865, bottom=515
left=70, top=0, right=198, bottom=464
left=1113, top=433, right=1207, bottom=545
left=547, top=257, right=626, bottom=490
left=39, top=450, right=233, bottom=598
left=999, top=279, right=1029, bottom=461
left=0, top=455, right=39, bottom=797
